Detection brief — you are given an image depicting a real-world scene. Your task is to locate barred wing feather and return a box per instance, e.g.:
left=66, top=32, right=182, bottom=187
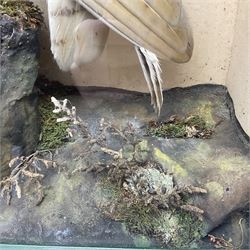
left=77, top=0, right=192, bottom=62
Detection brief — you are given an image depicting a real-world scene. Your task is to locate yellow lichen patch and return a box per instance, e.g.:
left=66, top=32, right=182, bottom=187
left=195, top=102, right=215, bottom=126
left=154, top=148, right=188, bottom=177
left=181, top=140, right=213, bottom=166
left=37, top=172, right=95, bottom=229
left=196, top=141, right=212, bottom=153
left=218, top=160, right=234, bottom=172
left=134, top=140, right=150, bottom=162
left=182, top=142, right=211, bottom=168
left=136, top=140, right=149, bottom=151
left=217, top=156, right=249, bottom=173
left=45, top=173, right=82, bottom=206
left=205, top=181, right=224, bottom=200
left=52, top=175, right=68, bottom=204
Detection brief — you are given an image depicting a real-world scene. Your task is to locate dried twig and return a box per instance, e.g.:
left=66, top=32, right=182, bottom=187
left=0, top=150, right=57, bottom=205
left=236, top=218, right=244, bottom=249
left=180, top=204, right=204, bottom=215
left=51, top=96, right=81, bottom=125
left=178, top=185, right=208, bottom=194
left=101, top=147, right=122, bottom=160
left=208, top=217, right=245, bottom=249
left=208, top=234, right=234, bottom=249
left=51, top=97, right=90, bottom=139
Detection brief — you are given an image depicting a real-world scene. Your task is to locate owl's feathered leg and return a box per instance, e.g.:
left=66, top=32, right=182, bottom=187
left=135, top=46, right=163, bottom=116
left=47, top=0, right=109, bottom=71
left=72, top=19, right=109, bottom=68
left=47, top=0, right=86, bottom=71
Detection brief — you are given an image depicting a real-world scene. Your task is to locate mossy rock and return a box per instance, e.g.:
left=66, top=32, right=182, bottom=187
left=0, top=84, right=249, bottom=248
left=0, top=0, right=43, bottom=29
left=147, top=115, right=213, bottom=138
left=38, top=96, right=69, bottom=150
left=94, top=178, right=205, bottom=247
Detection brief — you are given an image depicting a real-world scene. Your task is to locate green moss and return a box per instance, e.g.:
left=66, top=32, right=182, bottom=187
left=148, top=123, right=186, bottom=138
left=170, top=211, right=204, bottom=248
left=95, top=179, right=161, bottom=234
left=122, top=203, right=161, bottom=235
left=0, top=0, right=43, bottom=28
left=95, top=179, right=122, bottom=204
left=147, top=115, right=213, bottom=138
left=186, top=115, right=207, bottom=128
left=95, top=179, right=205, bottom=248
left=38, top=96, right=69, bottom=150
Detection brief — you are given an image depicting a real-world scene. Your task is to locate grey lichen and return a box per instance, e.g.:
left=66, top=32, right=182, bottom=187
left=123, top=167, right=174, bottom=199
left=95, top=177, right=205, bottom=247
left=93, top=137, right=207, bottom=247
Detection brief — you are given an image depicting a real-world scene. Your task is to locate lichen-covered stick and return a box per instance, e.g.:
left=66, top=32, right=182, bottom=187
left=47, top=0, right=193, bottom=115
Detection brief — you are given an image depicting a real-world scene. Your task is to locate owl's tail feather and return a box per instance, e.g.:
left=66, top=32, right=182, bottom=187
left=135, top=46, right=163, bottom=116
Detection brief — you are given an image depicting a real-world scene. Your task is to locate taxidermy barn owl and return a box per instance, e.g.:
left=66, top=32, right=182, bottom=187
left=47, top=0, right=193, bottom=115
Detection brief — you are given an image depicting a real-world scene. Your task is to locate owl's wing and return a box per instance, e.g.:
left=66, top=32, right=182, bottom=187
left=75, top=0, right=192, bottom=114
left=76, top=0, right=193, bottom=63
left=48, top=0, right=193, bottom=114
left=47, top=0, right=109, bottom=71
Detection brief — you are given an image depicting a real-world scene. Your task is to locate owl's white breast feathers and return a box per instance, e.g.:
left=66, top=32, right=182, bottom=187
left=47, top=0, right=109, bottom=71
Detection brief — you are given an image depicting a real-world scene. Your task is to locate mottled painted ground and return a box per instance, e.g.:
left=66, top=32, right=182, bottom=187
left=0, top=84, right=249, bottom=248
